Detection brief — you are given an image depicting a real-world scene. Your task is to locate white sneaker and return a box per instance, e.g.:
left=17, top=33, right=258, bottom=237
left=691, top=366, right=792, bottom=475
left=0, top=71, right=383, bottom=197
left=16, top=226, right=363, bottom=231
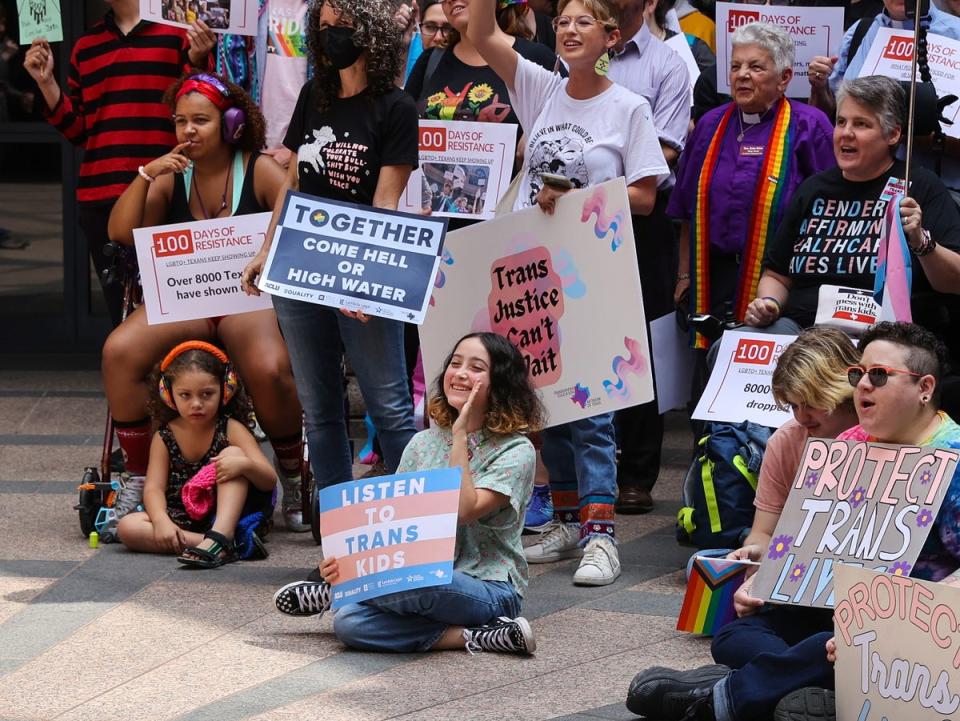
left=524, top=521, right=581, bottom=563
left=279, top=473, right=310, bottom=533
left=573, top=536, right=621, bottom=586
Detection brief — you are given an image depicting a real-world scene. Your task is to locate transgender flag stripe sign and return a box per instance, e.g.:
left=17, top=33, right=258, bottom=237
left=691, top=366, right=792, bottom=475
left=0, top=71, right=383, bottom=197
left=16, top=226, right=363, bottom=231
left=319, top=468, right=462, bottom=609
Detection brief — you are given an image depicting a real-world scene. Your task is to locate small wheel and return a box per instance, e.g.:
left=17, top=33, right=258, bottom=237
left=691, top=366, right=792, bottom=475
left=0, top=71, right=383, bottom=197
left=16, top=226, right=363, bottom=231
left=77, top=487, right=102, bottom=537
left=309, top=479, right=322, bottom=546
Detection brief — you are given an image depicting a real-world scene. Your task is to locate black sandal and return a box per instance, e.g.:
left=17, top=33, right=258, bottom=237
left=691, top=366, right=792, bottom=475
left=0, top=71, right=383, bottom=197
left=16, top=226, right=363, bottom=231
left=177, top=530, right=238, bottom=569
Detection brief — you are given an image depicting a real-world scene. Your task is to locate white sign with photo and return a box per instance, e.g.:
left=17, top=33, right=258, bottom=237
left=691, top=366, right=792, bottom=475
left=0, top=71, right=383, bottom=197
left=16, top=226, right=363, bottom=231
left=133, top=213, right=273, bottom=324
left=140, top=0, right=259, bottom=35
left=399, top=120, right=518, bottom=222
left=419, top=178, right=654, bottom=428
left=692, top=330, right=796, bottom=428
left=715, top=3, right=845, bottom=98
left=858, top=27, right=960, bottom=138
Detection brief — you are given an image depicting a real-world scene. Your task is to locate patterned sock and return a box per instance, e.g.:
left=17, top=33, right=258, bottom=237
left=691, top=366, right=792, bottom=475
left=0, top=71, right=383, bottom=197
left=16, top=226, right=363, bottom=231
left=269, top=433, right=302, bottom=476
left=114, top=418, right=151, bottom=475
left=579, top=497, right=616, bottom=543
left=550, top=480, right=579, bottom=524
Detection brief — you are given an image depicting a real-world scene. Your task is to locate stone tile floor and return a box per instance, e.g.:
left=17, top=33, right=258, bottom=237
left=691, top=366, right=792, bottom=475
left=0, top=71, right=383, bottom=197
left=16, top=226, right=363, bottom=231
left=0, top=369, right=713, bottom=720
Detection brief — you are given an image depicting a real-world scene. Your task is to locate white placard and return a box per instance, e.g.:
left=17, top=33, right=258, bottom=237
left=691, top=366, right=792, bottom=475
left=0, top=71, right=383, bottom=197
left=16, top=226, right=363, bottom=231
left=420, top=178, right=654, bottom=428
left=399, top=121, right=518, bottom=221
left=140, top=0, right=259, bottom=35
left=858, top=27, right=960, bottom=138
left=134, top=213, right=273, bottom=324
left=651, top=312, right=695, bottom=414
left=692, top=330, right=796, bottom=427
left=666, top=33, right=702, bottom=100
left=715, top=3, right=844, bottom=98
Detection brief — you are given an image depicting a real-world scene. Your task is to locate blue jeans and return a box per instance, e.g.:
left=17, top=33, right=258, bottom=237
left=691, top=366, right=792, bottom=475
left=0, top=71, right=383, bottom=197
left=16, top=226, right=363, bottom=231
left=272, top=297, right=415, bottom=490
left=711, top=605, right=833, bottom=670
left=541, top=413, right=617, bottom=542
left=332, top=572, right=521, bottom=652
left=712, top=630, right=834, bottom=721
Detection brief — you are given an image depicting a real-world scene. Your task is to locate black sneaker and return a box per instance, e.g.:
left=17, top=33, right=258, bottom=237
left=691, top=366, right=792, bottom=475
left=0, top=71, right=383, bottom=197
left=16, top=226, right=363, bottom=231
left=626, top=664, right=729, bottom=719
left=273, top=580, right=331, bottom=617
left=463, top=616, right=536, bottom=655
left=774, top=687, right=836, bottom=721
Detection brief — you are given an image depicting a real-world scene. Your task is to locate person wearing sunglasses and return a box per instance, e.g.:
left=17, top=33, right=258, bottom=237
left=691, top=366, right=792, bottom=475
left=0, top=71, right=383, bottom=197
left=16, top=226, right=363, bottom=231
left=745, top=76, right=960, bottom=335
left=469, top=0, right=669, bottom=587
left=626, top=321, right=960, bottom=721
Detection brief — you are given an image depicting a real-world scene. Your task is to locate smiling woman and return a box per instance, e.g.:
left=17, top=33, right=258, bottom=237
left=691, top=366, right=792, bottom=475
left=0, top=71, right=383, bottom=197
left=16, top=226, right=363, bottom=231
left=747, top=76, right=960, bottom=332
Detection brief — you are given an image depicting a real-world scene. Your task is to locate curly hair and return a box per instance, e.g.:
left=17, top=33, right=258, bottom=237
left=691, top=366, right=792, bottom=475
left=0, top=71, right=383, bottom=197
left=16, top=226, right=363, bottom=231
left=307, top=0, right=404, bottom=114
left=428, top=332, right=546, bottom=435
left=147, top=347, right=253, bottom=428
left=163, top=72, right=267, bottom=152
left=859, top=321, right=951, bottom=405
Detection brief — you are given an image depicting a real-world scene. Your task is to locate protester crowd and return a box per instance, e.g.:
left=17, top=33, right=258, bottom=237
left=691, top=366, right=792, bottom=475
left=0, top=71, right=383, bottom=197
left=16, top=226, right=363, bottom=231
left=17, top=0, right=960, bottom=717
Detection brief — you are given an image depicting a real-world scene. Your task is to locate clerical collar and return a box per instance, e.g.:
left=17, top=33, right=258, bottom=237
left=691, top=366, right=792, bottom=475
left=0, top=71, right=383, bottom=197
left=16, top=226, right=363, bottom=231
left=742, top=112, right=762, bottom=125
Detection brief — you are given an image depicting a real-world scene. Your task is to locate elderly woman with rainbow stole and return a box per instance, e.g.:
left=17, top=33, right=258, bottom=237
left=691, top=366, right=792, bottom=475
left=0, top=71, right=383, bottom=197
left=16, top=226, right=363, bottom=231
left=668, top=22, right=835, bottom=349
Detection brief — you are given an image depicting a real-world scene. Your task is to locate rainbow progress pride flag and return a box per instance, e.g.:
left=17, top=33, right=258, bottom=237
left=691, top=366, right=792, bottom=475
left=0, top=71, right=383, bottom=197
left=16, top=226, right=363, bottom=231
left=676, top=556, right=756, bottom=635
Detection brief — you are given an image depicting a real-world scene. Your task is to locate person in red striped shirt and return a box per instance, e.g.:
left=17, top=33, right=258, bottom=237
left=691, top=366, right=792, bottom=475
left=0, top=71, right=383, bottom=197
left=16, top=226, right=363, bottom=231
left=23, top=0, right=215, bottom=325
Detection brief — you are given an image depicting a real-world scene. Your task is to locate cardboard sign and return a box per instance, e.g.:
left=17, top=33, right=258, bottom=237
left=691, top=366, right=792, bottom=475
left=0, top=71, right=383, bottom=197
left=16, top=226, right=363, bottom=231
left=834, top=566, right=960, bottom=721
left=751, top=439, right=958, bottom=608
left=859, top=28, right=960, bottom=138
left=319, top=468, right=461, bottom=609
left=677, top=556, right=757, bottom=636
left=133, top=213, right=273, bottom=324
left=715, top=3, right=844, bottom=98
left=692, top=330, right=796, bottom=428
left=419, top=178, right=654, bottom=428
left=258, top=191, right=447, bottom=324
left=18, top=0, right=62, bottom=43
left=651, top=311, right=695, bottom=414
left=399, top=121, right=518, bottom=221
left=666, top=32, right=702, bottom=101
left=140, top=0, right=258, bottom=35
left=814, top=286, right=880, bottom=336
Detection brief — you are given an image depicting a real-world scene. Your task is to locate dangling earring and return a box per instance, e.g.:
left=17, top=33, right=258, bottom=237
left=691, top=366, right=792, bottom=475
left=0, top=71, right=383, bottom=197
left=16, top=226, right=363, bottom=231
left=594, top=50, right=610, bottom=77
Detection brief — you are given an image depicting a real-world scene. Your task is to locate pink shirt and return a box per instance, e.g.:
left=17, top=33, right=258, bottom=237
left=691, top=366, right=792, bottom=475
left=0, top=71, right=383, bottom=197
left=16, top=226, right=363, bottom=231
left=754, top=419, right=809, bottom=514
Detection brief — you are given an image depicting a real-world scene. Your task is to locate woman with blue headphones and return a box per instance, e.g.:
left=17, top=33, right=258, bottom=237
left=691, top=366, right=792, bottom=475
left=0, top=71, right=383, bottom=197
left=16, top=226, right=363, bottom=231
left=103, top=73, right=311, bottom=539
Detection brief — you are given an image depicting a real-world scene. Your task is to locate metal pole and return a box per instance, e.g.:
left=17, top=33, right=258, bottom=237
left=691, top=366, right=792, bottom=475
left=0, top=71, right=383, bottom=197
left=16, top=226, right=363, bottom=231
left=904, top=0, right=924, bottom=191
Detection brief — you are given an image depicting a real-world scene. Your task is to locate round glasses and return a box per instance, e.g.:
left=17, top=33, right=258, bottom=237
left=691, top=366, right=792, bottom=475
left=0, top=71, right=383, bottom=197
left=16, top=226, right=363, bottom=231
left=552, top=15, right=601, bottom=32
left=846, top=365, right=923, bottom=388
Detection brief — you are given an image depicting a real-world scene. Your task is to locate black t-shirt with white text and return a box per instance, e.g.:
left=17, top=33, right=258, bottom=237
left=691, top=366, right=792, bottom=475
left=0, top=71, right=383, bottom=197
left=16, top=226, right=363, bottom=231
left=764, top=160, right=960, bottom=328
left=283, top=83, right=419, bottom=206
left=405, top=39, right=556, bottom=129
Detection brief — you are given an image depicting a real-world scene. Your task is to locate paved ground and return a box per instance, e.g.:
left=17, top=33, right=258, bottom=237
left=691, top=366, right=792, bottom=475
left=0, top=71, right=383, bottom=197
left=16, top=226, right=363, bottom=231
left=0, top=367, right=713, bottom=721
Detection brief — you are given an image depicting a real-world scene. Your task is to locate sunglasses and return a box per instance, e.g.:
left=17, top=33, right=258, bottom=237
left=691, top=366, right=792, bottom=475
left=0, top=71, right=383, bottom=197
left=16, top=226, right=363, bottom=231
left=846, top=365, right=923, bottom=388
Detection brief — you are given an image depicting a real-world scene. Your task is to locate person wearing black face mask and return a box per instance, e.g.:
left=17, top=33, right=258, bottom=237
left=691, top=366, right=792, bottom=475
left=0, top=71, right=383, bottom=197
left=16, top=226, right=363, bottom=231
left=242, top=0, right=420, bottom=509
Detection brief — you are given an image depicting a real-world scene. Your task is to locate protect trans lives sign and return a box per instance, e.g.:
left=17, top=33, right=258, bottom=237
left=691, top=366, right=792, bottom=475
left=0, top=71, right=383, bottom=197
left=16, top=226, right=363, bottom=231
left=258, top=191, right=448, bottom=324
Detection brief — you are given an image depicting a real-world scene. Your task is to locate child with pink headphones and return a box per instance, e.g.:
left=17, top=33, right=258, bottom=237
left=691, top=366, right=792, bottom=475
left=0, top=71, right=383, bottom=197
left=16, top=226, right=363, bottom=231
left=116, top=340, right=277, bottom=568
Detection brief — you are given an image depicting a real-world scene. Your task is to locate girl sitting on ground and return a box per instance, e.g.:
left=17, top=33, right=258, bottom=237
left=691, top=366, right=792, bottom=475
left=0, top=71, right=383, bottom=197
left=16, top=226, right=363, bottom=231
left=272, top=332, right=546, bottom=656
left=117, top=341, right=277, bottom=568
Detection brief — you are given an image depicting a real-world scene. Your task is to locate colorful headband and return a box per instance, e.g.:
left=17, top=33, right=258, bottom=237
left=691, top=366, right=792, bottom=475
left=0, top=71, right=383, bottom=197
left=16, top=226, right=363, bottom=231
left=497, top=0, right=528, bottom=8
left=176, top=74, right=233, bottom=112
left=161, top=340, right=231, bottom=371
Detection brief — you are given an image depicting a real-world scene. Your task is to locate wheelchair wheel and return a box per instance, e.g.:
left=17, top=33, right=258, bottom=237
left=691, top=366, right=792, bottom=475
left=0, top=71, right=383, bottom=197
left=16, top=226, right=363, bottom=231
left=77, top=487, right=102, bottom=538
left=310, top=479, right=322, bottom=545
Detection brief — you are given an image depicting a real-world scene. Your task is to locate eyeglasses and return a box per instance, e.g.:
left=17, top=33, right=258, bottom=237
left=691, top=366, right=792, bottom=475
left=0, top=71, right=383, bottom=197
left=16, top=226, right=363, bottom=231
left=552, top=15, right=602, bottom=31
left=420, top=22, right=454, bottom=36
left=846, top=365, right=923, bottom=388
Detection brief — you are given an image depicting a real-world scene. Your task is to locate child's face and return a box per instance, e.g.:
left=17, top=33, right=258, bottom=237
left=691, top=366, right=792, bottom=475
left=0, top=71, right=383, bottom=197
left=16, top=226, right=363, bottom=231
left=171, top=369, right=221, bottom=424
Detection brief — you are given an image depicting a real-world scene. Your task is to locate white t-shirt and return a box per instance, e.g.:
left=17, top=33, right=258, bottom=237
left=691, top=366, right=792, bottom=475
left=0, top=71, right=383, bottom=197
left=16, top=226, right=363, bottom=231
left=509, top=56, right=669, bottom=210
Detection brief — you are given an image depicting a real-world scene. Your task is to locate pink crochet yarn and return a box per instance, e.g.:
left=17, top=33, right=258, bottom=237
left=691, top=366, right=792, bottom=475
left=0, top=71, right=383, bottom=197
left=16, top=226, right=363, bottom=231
left=182, top=462, right=218, bottom=520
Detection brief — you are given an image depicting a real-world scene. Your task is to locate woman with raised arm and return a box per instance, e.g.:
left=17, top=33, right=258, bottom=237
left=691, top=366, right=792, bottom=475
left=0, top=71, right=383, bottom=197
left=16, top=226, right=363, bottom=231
left=468, top=0, right=668, bottom=587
